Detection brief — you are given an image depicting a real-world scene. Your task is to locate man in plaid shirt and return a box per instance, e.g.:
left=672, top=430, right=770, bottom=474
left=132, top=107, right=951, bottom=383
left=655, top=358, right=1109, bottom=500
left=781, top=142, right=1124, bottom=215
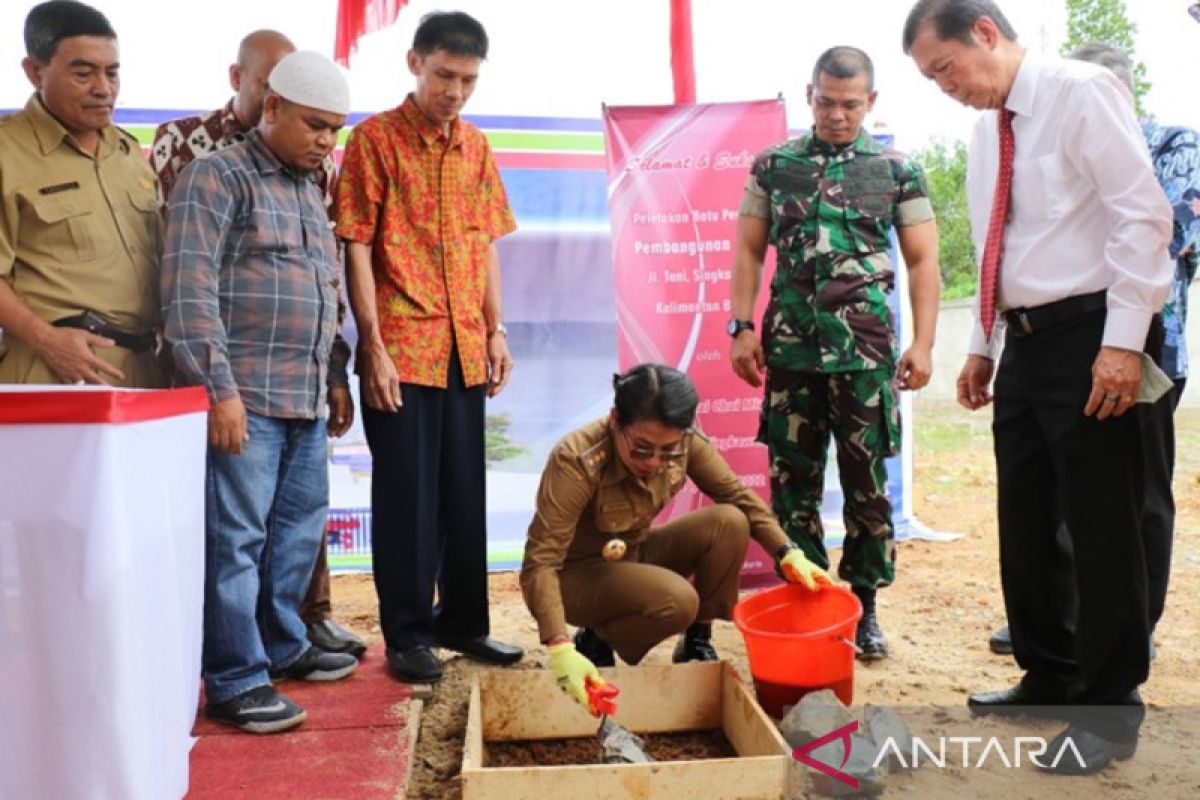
left=151, top=29, right=364, bottom=661
left=162, top=51, right=357, bottom=734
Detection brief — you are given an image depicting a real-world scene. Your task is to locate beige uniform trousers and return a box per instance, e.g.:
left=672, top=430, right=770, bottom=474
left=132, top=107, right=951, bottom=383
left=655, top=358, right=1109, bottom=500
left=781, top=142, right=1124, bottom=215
left=558, top=504, right=750, bottom=664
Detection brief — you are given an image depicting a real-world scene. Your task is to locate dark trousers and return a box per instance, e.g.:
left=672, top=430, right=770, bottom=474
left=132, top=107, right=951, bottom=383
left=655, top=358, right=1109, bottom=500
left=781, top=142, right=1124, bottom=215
left=1016, top=371, right=1180, bottom=638
left=992, top=310, right=1149, bottom=739
left=362, top=352, right=490, bottom=650
left=1143, top=379, right=1183, bottom=627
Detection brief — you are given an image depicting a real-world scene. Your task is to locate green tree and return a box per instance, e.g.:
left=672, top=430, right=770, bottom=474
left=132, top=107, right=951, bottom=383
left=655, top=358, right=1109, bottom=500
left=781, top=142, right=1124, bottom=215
left=1061, top=0, right=1150, bottom=116
left=911, top=139, right=976, bottom=299
left=485, top=413, right=527, bottom=465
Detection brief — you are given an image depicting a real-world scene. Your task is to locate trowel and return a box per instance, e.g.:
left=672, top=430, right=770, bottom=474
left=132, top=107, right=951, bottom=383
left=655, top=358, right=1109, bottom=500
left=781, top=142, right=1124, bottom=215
left=585, top=676, right=655, bottom=764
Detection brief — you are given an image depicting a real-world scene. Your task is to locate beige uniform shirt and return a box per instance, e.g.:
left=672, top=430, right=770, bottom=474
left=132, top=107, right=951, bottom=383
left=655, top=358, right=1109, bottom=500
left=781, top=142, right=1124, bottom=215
left=0, top=95, right=162, bottom=386
left=521, top=417, right=790, bottom=642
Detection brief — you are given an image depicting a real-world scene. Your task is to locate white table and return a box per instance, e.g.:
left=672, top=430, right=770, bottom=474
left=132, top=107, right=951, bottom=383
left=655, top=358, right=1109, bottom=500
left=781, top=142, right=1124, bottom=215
left=0, top=386, right=208, bottom=800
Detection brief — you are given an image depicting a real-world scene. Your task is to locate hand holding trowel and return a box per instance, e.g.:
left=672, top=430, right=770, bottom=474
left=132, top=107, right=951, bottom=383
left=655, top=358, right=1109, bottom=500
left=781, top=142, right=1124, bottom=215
left=548, top=640, right=654, bottom=764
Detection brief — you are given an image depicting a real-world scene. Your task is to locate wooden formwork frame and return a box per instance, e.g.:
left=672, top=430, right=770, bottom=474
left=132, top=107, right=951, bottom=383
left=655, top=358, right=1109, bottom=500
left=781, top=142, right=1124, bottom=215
left=462, top=661, right=802, bottom=799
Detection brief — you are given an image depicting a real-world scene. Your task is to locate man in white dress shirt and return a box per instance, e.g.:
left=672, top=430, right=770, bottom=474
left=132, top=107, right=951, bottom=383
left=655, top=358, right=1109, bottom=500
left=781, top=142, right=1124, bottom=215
left=903, top=0, right=1172, bottom=775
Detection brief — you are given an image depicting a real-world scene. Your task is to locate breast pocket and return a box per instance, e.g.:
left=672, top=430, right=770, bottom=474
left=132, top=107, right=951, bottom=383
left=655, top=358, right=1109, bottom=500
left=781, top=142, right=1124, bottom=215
left=25, top=195, right=110, bottom=263
left=125, top=188, right=163, bottom=262
left=841, top=179, right=894, bottom=256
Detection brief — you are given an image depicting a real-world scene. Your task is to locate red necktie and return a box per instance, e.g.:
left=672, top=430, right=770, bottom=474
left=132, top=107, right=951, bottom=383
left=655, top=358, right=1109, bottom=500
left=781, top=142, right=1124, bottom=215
left=979, top=108, right=1015, bottom=342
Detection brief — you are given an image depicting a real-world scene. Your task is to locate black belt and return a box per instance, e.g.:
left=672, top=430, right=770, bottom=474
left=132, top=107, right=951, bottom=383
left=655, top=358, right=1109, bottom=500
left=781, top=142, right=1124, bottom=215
left=1002, top=291, right=1107, bottom=338
left=52, top=312, right=156, bottom=353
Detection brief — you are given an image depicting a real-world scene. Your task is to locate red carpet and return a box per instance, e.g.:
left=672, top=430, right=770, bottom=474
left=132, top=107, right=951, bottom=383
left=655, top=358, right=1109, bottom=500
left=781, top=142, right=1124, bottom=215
left=186, top=647, right=416, bottom=799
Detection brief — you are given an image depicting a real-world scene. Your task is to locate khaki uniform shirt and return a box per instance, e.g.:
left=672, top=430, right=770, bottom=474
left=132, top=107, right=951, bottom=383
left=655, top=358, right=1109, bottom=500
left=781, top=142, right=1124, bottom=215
left=521, top=417, right=790, bottom=643
left=0, top=95, right=162, bottom=386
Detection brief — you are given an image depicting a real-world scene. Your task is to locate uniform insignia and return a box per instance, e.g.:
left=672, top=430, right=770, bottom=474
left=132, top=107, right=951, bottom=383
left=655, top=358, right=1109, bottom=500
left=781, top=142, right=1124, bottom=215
left=38, top=181, right=80, bottom=195
left=602, top=539, right=627, bottom=561
left=578, top=439, right=611, bottom=477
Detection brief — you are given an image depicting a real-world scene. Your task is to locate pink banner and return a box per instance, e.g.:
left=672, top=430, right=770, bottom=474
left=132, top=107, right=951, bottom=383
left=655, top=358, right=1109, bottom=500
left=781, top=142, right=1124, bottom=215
left=603, top=99, right=788, bottom=586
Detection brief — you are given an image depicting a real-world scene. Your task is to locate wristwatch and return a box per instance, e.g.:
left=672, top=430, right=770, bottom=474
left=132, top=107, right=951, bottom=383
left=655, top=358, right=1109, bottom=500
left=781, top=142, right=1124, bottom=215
left=490, top=322, right=508, bottom=337
left=727, top=318, right=755, bottom=337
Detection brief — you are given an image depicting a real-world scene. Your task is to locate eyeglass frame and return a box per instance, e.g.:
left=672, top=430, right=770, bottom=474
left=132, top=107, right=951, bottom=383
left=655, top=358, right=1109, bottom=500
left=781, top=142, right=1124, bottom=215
left=618, top=425, right=690, bottom=462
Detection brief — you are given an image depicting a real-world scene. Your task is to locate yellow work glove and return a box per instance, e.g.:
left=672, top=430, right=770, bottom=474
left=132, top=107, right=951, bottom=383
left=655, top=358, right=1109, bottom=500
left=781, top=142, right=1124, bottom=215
left=548, top=642, right=601, bottom=713
left=779, top=547, right=831, bottom=590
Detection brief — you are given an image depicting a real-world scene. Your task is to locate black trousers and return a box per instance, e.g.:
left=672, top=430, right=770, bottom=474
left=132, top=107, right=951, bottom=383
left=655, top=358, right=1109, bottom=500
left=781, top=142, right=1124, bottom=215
left=992, top=309, right=1149, bottom=739
left=1144, top=379, right=1182, bottom=627
left=362, top=351, right=490, bottom=650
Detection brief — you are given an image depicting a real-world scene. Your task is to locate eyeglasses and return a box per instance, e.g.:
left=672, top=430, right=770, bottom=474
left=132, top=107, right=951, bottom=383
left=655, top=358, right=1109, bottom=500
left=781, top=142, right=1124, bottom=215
left=620, top=427, right=687, bottom=462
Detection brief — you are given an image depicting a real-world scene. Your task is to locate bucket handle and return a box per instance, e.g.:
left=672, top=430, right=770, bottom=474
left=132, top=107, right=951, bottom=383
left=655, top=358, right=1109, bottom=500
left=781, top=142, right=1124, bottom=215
left=837, top=635, right=863, bottom=655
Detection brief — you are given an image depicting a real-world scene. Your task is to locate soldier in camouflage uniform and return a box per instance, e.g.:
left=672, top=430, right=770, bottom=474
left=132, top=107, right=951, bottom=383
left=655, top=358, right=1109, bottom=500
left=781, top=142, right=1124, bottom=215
left=729, top=46, right=941, bottom=659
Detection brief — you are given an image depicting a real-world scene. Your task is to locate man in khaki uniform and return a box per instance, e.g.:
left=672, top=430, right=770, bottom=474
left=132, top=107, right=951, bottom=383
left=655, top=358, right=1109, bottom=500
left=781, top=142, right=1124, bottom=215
left=0, top=0, right=162, bottom=388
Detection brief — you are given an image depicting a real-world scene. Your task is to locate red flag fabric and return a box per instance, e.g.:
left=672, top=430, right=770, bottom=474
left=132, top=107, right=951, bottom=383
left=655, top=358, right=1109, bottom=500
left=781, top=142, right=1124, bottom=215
left=669, top=0, right=696, bottom=104
left=334, top=0, right=408, bottom=67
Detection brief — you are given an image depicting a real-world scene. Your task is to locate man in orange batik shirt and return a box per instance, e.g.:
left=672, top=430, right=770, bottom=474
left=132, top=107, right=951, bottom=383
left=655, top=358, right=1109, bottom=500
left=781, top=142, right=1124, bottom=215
left=335, top=10, right=522, bottom=684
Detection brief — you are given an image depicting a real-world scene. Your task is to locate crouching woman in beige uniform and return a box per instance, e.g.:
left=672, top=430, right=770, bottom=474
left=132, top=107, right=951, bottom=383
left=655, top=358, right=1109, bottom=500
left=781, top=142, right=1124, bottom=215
left=520, top=363, right=828, bottom=713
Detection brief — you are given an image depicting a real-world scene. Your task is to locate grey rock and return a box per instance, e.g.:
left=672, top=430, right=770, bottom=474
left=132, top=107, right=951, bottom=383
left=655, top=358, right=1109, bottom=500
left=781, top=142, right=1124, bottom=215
left=864, top=705, right=913, bottom=772
left=805, top=733, right=887, bottom=797
left=779, top=689, right=854, bottom=750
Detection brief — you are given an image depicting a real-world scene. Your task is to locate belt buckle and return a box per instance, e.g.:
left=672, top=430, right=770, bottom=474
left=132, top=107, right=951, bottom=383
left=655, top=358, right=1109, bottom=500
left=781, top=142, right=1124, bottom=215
left=1016, top=311, right=1034, bottom=336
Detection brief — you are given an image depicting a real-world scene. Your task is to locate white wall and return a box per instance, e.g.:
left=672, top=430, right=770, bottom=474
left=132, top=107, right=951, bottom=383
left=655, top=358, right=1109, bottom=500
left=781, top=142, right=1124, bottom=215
left=924, top=288, right=1200, bottom=407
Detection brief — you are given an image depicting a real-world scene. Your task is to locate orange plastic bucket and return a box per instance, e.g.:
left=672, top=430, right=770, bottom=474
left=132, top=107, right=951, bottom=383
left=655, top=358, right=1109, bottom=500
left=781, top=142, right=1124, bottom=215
left=733, top=583, right=862, bottom=718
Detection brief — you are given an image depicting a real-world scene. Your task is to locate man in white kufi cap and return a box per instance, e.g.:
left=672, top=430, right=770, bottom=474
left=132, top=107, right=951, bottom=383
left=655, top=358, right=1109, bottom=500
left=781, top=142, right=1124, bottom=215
left=152, top=33, right=368, bottom=665
left=161, top=48, right=357, bottom=734
left=268, top=50, right=351, bottom=115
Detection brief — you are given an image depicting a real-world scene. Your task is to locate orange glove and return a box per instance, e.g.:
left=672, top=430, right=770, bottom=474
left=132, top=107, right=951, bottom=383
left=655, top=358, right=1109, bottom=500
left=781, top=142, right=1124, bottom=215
left=585, top=675, right=619, bottom=716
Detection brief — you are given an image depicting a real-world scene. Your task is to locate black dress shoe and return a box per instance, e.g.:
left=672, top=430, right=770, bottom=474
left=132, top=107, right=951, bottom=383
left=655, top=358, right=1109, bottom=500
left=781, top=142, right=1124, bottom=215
left=307, top=619, right=368, bottom=659
left=988, top=624, right=1013, bottom=655
left=433, top=634, right=524, bottom=665
left=574, top=627, right=616, bottom=667
left=968, top=682, right=1068, bottom=717
left=672, top=622, right=719, bottom=663
left=386, top=645, right=443, bottom=683
left=1036, top=724, right=1136, bottom=775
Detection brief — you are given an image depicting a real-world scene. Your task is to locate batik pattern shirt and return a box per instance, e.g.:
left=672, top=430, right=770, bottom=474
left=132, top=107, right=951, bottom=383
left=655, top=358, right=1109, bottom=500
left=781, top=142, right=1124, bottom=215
left=740, top=131, right=933, bottom=373
left=1143, top=119, right=1200, bottom=380
left=334, top=94, right=516, bottom=389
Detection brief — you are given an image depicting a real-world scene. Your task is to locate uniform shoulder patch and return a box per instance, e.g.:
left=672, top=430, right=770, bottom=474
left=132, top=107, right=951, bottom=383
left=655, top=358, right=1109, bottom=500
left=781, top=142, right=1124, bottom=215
left=577, top=439, right=611, bottom=477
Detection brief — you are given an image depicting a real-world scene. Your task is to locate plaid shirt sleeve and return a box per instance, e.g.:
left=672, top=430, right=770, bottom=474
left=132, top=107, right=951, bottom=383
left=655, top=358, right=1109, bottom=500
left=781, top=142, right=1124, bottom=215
left=161, top=157, right=238, bottom=403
